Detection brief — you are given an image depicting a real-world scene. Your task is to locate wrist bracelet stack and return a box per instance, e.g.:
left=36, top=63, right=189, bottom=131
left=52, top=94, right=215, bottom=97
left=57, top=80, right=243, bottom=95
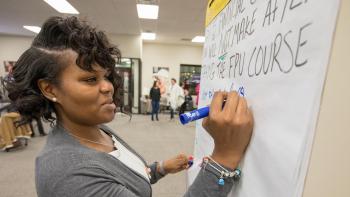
left=201, top=156, right=241, bottom=186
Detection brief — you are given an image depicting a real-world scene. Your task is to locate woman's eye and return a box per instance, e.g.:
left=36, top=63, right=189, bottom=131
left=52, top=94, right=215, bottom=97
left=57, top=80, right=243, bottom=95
left=84, top=77, right=97, bottom=83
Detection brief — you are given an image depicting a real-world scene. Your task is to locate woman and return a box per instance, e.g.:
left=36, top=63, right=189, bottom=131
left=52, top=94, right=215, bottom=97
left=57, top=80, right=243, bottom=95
left=149, top=81, right=161, bottom=121
left=7, top=16, right=254, bottom=197
left=195, top=83, right=200, bottom=107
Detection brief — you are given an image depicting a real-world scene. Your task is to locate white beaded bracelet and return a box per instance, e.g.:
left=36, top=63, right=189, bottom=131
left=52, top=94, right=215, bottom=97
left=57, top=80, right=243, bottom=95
left=158, top=160, right=167, bottom=175
left=202, top=156, right=241, bottom=186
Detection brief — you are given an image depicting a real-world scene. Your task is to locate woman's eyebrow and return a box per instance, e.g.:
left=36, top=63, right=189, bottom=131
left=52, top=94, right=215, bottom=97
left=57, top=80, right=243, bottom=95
left=94, top=69, right=111, bottom=76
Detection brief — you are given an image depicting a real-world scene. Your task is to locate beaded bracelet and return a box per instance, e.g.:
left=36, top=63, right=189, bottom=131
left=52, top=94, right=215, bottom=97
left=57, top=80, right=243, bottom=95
left=158, top=160, right=167, bottom=175
left=202, top=156, right=241, bottom=186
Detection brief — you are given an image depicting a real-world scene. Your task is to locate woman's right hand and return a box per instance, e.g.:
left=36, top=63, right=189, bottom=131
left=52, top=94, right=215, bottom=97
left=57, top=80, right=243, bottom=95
left=202, top=91, right=254, bottom=169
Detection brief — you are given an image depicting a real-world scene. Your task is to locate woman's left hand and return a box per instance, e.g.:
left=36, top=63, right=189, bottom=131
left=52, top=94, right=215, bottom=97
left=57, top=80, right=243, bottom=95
left=161, top=154, right=189, bottom=174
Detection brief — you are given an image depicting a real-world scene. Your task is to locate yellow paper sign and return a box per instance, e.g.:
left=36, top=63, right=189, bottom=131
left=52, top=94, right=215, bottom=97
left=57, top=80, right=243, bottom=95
left=205, top=0, right=230, bottom=27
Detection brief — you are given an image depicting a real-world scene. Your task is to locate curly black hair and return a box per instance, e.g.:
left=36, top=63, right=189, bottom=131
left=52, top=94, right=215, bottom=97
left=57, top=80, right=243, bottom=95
left=5, top=16, right=122, bottom=124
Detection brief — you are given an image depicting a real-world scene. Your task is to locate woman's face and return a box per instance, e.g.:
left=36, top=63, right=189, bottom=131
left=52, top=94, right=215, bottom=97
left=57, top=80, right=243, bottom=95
left=53, top=52, right=116, bottom=126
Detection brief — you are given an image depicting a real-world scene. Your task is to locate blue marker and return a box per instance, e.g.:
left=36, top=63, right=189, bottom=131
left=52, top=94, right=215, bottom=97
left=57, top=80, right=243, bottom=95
left=180, top=106, right=210, bottom=125
left=179, top=88, right=245, bottom=125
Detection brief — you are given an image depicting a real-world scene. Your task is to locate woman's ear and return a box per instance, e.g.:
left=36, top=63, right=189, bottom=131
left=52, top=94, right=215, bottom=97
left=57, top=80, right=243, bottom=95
left=37, top=79, right=58, bottom=102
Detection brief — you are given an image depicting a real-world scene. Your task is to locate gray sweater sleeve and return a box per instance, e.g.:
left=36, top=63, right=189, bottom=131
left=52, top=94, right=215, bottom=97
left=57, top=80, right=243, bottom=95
left=183, top=164, right=234, bottom=197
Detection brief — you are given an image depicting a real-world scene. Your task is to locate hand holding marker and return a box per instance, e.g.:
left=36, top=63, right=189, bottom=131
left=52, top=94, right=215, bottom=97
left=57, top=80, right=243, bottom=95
left=179, top=87, right=245, bottom=125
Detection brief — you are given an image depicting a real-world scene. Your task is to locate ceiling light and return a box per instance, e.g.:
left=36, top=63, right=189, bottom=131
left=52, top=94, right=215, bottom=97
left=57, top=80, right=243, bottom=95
left=23, top=26, right=41, bottom=34
left=192, top=36, right=205, bottom=43
left=44, top=0, right=79, bottom=14
left=141, top=32, right=156, bottom=40
left=137, top=4, right=159, bottom=19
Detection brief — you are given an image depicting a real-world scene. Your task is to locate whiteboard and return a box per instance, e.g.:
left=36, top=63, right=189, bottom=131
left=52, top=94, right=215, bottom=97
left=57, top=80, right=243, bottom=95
left=188, top=0, right=340, bottom=197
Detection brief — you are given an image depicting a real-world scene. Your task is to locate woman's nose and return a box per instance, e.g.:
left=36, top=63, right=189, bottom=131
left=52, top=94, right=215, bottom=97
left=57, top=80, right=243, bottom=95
left=100, top=79, right=114, bottom=95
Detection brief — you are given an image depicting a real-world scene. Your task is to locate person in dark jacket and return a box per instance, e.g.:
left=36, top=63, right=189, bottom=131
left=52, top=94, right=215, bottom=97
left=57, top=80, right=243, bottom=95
left=179, top=89, right=193, bottom=115
left=150, top=80, right=161, bottom=121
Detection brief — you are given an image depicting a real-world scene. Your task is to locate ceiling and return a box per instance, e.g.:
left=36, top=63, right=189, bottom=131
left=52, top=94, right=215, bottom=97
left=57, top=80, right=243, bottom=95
left=0, top=0, right=207, bottom=45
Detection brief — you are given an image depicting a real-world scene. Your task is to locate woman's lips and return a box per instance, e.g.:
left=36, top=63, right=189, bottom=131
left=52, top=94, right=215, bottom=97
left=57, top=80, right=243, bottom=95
left=102, top=103, right=116, bottom=110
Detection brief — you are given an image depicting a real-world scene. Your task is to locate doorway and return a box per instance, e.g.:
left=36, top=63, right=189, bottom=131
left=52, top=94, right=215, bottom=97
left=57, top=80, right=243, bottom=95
left=115, top=58, right=141, bottom=114
left=179, top=64, right=201, bottom=95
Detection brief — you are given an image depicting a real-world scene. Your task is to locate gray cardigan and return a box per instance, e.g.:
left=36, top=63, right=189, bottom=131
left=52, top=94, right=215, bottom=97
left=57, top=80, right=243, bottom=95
left=35, top=125, right=234, bottom=197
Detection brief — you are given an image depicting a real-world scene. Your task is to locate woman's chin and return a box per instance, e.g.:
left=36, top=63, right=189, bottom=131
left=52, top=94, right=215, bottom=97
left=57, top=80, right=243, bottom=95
left=98, top=113, right=115, bottom=124
left=106, top=113, right=116, bottom=122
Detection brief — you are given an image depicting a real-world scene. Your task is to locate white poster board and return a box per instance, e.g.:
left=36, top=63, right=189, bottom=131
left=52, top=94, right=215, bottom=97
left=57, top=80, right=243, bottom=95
left=188, top=0, right=340, bottom=197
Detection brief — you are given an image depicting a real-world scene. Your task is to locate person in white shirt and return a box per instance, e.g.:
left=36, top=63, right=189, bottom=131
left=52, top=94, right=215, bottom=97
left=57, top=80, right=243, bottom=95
left=168, top=78, right=184, bottom=120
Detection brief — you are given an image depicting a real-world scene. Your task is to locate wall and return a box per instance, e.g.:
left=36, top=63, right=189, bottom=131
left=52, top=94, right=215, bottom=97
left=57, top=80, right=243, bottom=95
left=0, top=34, right=142, bottom=76
left=108, top=34, right=142, bottom=58
left=0, top=35, right=33, bottom=76
left=303, top=1, right=350, bottom=196
left=142, top=43, right=203, bottom=95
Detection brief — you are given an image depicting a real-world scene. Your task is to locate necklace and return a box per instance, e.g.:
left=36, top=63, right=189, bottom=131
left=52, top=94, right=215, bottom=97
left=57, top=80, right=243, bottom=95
left=66, top=129, right=116, bottom=149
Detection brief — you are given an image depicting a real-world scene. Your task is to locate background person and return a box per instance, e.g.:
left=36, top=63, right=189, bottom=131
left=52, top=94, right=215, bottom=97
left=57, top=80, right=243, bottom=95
left=195, top=83, right=200, bottom=108
left=149, top=80, right=161, bottom=121
left=168, top=78, right=184, bottom=120
left=179, top=89, right=193, bottom=115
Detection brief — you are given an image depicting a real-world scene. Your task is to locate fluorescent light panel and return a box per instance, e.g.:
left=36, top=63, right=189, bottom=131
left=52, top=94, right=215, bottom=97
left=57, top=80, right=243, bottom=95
left=137, top=4, right=159, bottom=19
left=192, top=36, right=205, bottom=43
left=141, top=32, right=156, bottom=40
left=44, top=0, right=79, bottom=14
left=23, top=26, right=41, bottom=33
